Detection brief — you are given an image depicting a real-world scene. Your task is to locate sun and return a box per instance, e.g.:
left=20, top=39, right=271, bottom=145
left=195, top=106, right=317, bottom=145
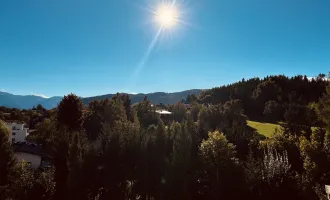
left=155, top=4, right=179, bottom=28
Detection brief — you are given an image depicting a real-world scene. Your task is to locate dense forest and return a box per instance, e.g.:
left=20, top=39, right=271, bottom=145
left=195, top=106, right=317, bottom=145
left=0, top=73, right=330, bottom=200
left=195, top=74, right=328, bottom=122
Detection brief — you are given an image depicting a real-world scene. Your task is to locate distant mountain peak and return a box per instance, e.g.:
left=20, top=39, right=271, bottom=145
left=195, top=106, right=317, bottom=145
left=31, top=94, right=49, bottom=99
left=0, top=91, right=12, bottom=95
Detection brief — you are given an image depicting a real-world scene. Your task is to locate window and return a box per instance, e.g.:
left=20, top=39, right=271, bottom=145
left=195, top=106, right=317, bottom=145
left=12, top=132, right=16, bottom=136
left=12, top=127, right=16, bottom=130
left=12, top=138, right=15, bottom=142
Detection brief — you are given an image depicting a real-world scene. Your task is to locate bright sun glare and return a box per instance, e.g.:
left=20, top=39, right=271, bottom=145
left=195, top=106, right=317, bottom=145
left=155, top=4, right=179, bottom=28
left=130, top=0, right=187, bottom=88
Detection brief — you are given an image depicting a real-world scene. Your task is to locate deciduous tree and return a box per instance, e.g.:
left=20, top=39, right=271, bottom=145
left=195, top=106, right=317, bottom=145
left=57, top=94, right=84, bottom=131
left=0, top=120, right=15, bottom=187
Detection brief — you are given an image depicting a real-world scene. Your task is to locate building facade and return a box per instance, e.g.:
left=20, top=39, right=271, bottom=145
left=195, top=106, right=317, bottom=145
left=6, top=123, right=29, bottom=143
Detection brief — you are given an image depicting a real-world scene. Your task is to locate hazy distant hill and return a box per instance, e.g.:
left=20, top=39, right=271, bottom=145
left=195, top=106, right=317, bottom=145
left=39, top=96, right=63, bottom=109
left=0, top=89, right=203, bottom=109
left=82, top=89, right=203, bottom=105
left=0, top=92, right=62, bottom=109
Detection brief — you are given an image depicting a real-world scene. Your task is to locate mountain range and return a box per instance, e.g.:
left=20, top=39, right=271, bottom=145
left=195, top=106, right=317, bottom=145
left=0, top=89, right=202, bottom=109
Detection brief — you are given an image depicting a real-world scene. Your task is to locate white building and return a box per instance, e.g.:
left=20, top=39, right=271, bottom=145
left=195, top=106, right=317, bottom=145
left=6, top=123, right=29, bottom=143
left=14, top=143, right=52, bottom=169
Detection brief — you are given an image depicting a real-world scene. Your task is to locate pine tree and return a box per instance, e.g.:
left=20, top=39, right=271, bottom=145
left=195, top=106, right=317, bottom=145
left=317, top=83, right=330, bottom=130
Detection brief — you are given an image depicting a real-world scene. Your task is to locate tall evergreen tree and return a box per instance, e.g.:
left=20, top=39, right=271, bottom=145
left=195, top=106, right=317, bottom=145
left=120, top=94, right=134, bottom=122
left=316, top=82, right=330, bottom=130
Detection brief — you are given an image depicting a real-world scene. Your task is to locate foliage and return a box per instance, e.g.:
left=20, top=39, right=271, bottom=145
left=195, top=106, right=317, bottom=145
left=263, top=100, right=283, bottom=121
left=199, top=131, right=245, bottom=199
left=0, top=120, right=15, bottom=191
left=0, top=74, right=329, bottom=200
left=316, top=82, right=330, bottom=129
left=169, top=102, right=187, bottom=122
left=83, top=97, right=128, bottom=140
left=27, top=118, right=57, bottom=145
left=136, top=97, right=160, bottom=129
left=57, top=93, right=84, bottom=131
left=261, top=147, right=291, bottom=186
left=200, top=131, right=236, bottom=172
left=198, top=75, right=327, bottom=121
left=7, top=161, right=55, bottom=200
left=186, top=94, right=198, bottom=104
left=119, top=94, right=134, bottom=122
left=189, top=102, right=201, bottom=122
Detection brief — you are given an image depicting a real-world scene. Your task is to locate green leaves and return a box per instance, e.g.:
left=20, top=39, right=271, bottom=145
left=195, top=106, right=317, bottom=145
left=57, top=93, right=84, bottom=131
left=7, top=161, right=55, bottom=200
left=316, top=84, right=330, bottom=129
left=0, top=120, right=15, bottom=187
left=200, top=131, right=236, bottom=169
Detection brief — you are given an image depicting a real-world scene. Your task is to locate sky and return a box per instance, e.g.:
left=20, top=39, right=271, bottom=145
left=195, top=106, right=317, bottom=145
left=0, top=0, right=329, bottom=97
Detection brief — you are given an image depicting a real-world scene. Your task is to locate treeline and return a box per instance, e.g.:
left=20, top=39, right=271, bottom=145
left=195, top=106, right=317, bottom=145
left=0, top=74, right=329, bottom=200
left=192, top=74, right=328, bottom=123
left=0, top=104, right=53, bottom=129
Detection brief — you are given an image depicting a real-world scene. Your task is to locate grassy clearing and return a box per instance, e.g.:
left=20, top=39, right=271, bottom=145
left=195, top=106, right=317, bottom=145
left=247, top=120, right=319, bottom=138
left=247, top=120, right=281, bottom=138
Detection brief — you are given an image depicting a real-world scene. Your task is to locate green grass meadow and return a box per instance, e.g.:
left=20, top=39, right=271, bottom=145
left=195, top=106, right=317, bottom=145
left=247, top=120, right=281, bottom=138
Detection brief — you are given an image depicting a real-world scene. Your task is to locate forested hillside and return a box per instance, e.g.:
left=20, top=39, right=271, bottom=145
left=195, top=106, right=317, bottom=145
left=82, top=89, right=202, bottom=105
left=195, top=74, right=328, bottom=123
left=0, top=73, right=329, bottom=200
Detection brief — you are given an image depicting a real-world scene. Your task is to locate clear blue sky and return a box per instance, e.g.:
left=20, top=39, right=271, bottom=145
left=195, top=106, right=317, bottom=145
left=0, top=0, right=329, bottom=97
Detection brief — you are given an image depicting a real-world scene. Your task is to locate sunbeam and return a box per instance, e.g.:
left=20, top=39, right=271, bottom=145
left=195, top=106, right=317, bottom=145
left=127, top=0, right=186, bottom=91
left=129, top=27, right=163, bottom=87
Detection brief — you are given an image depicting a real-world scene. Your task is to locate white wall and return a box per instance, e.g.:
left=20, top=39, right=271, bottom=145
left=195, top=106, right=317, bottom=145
left=12, top=130, right=29, bottom=142
left=6, top=123, right=28, bottom=143
left=7, top=123, right=24, bottom=130
left=15, top=152, right=41, bottom=169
